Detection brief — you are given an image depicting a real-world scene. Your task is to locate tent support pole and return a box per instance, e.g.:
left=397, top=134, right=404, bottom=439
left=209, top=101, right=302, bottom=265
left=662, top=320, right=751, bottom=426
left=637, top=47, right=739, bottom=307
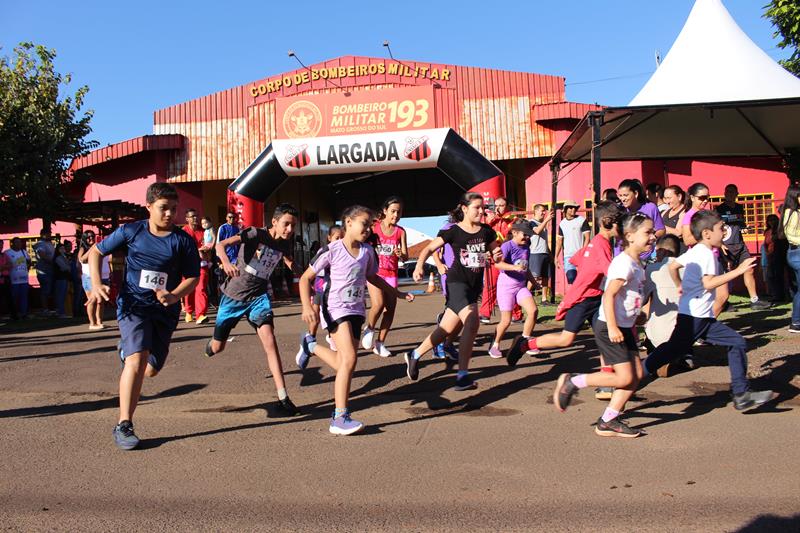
left=549, top=161, right=560, bottom=304
left=589, top=111, right=604, bottom=206
left=735, top=108, right=786, bottom=162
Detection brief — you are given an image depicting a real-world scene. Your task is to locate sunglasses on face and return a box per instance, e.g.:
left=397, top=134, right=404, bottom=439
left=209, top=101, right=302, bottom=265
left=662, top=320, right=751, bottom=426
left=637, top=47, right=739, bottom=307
left=695, top=195, right=709, bottom=201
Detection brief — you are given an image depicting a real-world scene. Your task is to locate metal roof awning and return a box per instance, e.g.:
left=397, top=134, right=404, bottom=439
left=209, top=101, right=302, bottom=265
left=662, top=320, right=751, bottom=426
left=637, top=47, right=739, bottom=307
left=552, top=97, right=800, bottom=165
left=69, top=134, right=185, bottom=172
left=56, top=200, right=147, bottom=227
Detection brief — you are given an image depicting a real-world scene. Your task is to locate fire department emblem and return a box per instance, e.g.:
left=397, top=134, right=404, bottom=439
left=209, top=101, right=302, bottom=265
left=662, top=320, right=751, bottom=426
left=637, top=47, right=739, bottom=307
left=283, top=100, right=322, bottom=138
left=404, top=135, right=431, bottom=161
left=284, top=144, right=310, bottom=169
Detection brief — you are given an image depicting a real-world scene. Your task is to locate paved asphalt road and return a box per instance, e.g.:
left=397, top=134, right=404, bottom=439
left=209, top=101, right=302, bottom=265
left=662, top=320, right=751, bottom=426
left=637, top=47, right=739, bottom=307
left=1, top=290, right=798, bottom=532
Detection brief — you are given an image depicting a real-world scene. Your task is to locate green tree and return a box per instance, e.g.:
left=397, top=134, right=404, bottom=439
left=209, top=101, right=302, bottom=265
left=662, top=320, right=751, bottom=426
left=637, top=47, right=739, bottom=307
left=0, top=42, right=97, bottom=226
left=764, top=0, right=800, bottom=76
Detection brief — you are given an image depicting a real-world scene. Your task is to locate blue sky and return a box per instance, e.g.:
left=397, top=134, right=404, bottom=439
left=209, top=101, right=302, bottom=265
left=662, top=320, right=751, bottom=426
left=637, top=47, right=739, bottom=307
left=1, top=0, right=789, bottom=236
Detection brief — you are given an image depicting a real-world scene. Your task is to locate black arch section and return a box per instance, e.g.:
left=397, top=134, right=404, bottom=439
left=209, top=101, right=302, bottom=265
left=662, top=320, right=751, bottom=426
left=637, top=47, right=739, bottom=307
left=228, top=128, right=502, bottom=202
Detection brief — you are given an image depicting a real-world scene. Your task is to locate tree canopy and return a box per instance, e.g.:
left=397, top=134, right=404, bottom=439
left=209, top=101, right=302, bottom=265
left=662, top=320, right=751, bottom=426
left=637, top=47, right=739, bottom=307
left=764, top=0, right=800, bottom=76
left=0, top=42, right=97, bottom=226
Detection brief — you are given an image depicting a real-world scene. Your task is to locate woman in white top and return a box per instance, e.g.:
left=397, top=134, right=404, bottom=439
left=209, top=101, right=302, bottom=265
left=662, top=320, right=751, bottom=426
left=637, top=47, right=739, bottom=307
left=779, top=185, right=800, bottom=333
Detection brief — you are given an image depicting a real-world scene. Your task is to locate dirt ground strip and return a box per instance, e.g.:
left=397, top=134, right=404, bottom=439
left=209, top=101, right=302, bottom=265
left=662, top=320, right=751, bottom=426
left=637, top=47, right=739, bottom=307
left=1, top=290, right=798, bottom=532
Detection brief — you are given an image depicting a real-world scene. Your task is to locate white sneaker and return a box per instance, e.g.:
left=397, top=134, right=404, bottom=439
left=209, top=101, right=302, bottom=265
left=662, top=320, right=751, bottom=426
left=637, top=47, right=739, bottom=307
left=326, top=335, right=337, bottom=351
left=361, top=328, right=375, bottom=350
left=373, top=341, right=392, bottom=357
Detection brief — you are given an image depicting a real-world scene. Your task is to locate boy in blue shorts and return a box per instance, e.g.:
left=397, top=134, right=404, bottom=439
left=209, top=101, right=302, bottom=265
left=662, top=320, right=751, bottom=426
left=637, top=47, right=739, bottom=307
left=88, top=183, right=201, bottom=450
left=204, top=203, right=301, bottom=417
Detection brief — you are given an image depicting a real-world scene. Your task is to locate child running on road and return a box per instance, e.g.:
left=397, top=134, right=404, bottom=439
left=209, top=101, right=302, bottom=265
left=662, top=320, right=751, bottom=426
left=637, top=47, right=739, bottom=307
left=488, top=222, right=539, bottom=358
left=643, top=210, right=776, bottom=411
left=553, top=212, right=656, bottom=438
left=88, top=183, right=200, bottom=450
left=403, top=192, right=503, bottom=390
left=203, top=203, right=301, bottom=417
left=362, top=196, right=408, bottom=357
left=296, top=205, right=414, bottom=435
left=297, top=225, right=343, bottom=356
left=506, top=201, right=624, bottom=367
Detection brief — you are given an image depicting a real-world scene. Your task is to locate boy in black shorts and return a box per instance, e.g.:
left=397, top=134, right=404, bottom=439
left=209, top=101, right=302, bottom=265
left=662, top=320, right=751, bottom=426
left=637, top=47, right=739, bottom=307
left=88, top=183, right=200, bottom=450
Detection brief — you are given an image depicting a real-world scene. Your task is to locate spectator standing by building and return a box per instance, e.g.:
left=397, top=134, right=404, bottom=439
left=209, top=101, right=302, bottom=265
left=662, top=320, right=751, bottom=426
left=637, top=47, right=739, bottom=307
left=778, top=185, right=800, bottom=333
left=217, top=212, right=241, bottom=265
left=646, top=183, right=668, bottom=214
left=0, top=239, right=18, bottom=320
left=182, top=208, right=210, bottom=324
left=79, top=231, right=110, bottom=330
left=33, top=229, right=56, bottom=316
left=715, top=184, right=770, bottom=310
left=555, top=200, right=590, bottom=285
left=528, top=204, right=553, bottom=304
left=763, top=214, right=787, bottom=302
left=661, top=185, right=686, bottom=242
left=65, top=240, right=84, bottom=318
left=6, top=237, right=31, bottom=318
left=201, top=216, right=219, bottom=305
left=53, top=243, right=71, bottom=318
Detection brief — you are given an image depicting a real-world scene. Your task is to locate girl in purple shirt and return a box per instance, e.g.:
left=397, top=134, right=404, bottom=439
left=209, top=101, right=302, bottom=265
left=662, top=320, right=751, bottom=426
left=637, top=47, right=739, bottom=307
left=488, top=223, right=539, bottom=358
left=297, top=205, right=414, bottom=436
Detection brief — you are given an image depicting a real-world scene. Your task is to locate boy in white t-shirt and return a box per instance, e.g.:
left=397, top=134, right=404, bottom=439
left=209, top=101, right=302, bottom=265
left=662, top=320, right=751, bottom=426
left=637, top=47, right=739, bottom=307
left=643, top=211, right=775, bottom=411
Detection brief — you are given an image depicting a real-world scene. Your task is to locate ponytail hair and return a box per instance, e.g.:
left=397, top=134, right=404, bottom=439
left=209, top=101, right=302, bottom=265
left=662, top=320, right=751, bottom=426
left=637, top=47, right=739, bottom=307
left=448, top=192, right=484, bottom=223
left=378, top=196, right=403, bottom=220
left=341, top=205, right=373, bottom=226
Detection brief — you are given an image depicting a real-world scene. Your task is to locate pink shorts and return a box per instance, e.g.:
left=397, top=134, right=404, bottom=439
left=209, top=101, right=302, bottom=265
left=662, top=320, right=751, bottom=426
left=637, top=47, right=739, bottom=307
left=496, top=280, right=532, bottom=312
left=379, top=274, right=398, bottom=288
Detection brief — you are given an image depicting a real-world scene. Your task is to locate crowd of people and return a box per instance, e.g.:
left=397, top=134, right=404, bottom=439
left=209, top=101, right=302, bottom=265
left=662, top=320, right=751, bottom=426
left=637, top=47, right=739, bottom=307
left=68, top=178, right=799, bottom=449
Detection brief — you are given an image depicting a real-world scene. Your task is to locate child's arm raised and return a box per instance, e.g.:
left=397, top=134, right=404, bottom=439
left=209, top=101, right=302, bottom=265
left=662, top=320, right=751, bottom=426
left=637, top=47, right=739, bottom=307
left=702, top=257, right=757, bottom=291
left=602, top=278, right=627, bottom=343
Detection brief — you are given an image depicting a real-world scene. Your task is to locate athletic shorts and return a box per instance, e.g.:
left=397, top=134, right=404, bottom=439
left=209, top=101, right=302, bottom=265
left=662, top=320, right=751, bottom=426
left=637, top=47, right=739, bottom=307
left=722, top=246, right=751, bottom=271
left=379, top=274, right=398, bottom=288
left=81, top=275, right=109, bottom=292
left=213, top=293, right=274, bottom=342
left=563, top=295, right=602, bottom=334
left=444, top=280, right=481, bottom=314
left=117, top=308, right=179, bottom=371
left=528, top=253, right=550, bottom=278
left=496, top=280, right=533, bottom=312
left=327, top=314, right=364, bottom=338
left=592, top=318, right=639, bottom=366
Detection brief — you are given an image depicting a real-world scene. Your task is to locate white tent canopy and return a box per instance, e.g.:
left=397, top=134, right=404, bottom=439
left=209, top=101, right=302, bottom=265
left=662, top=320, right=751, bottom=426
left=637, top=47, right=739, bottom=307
left=630, top=0, right=800, bottom=106
left=552, top=0, right=800, bottom=164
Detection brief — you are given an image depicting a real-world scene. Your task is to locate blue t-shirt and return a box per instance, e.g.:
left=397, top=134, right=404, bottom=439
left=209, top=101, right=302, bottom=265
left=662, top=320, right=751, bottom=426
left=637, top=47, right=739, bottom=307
left=217, top=223, right=241, bottom=264
left=97, top=220, right=200, bottom=314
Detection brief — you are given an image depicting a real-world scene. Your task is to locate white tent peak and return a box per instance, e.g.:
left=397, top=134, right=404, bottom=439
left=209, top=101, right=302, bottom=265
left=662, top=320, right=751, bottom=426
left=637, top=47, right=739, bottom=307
left=629, top=0, right=800, bottom=106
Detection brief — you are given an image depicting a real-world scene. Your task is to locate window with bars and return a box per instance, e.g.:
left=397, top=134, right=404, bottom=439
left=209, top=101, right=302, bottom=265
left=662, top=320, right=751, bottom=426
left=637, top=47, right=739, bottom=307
left=710, top=193, right=775, bottom=237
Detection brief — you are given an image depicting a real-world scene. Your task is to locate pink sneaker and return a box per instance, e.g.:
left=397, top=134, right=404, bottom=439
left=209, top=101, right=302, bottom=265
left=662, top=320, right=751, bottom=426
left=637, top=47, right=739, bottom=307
left=488, top=344, right=503, bottom=359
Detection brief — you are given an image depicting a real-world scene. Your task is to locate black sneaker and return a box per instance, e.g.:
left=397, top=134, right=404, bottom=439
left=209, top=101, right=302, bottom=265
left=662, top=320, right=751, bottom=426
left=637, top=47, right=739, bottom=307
left=203, top=339, right=215, bottom=358
left=750, top=299, right=772, bottom=310
left=553, top=373, right=579, bottom=412
left=594, top=417, right=643, bottom=438
left=404, top=352, right=419, bottom=381
left=274, top=397, right=301, bottom=417
left=732, top=390, right=777, bottom=411
left=454, top=374, right=477, bottom=391
left=506, top=335, right=528, bottom=367
left=113, top=420, right=140, bottom=450
left=788, top=324, right=800, bottom=334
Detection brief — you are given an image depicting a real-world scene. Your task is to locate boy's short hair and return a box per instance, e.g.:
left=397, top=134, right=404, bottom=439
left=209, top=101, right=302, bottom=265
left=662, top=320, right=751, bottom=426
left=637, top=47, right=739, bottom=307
left=594, top=200, right=624, bottom=227
left=146, top=182, right=179, bottom=204
left=655, top=234, right=681, bottom=256
left=273, top=203, right=299, bottom=220
left=533, top=203, right=546, bottom=212
left=690, top=210, right=722, bottom=241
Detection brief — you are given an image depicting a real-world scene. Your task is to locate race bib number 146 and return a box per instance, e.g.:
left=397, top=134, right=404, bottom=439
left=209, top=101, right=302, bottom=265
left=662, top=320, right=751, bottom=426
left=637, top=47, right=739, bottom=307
left=139, top=269, right=168, bottom=291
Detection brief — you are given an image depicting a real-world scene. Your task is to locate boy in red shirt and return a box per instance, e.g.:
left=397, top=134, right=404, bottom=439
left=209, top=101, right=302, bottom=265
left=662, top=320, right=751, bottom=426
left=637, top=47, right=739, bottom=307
left=506, top=201, right=623, bottom=366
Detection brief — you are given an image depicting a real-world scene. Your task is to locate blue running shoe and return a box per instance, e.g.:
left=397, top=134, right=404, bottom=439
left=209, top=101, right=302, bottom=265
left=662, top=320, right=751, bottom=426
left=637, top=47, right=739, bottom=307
left=296, top=333, right=313, bottom=370
left=329, top=412, right=364, bottom=435
left=432, top=343, right=446, bottom=359
left=454, top=374, right=477, bottom=391
left=113, top=420, right=140, bottom=450
left=443, top=343, right=459, bottom=362
left=117, top=342, right=125, bottom=369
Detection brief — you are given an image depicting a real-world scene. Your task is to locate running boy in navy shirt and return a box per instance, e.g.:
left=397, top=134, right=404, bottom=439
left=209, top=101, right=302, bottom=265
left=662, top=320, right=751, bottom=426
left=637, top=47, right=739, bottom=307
left=88, top=183, right=200, bottom=450
left=643, top=210, right=775, bottom=411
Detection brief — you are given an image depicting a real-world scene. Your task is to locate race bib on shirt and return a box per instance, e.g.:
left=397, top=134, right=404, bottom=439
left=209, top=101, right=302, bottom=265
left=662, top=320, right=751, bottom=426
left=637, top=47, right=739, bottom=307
left=139, top=269, right=168, bottom=291
left=376, top=244, right=396, bottom=256
left=461, top=252, right=487, bottom=268
left=341, top=284, right=365, bottom=304
left=244, top=245, right=282, bottom=279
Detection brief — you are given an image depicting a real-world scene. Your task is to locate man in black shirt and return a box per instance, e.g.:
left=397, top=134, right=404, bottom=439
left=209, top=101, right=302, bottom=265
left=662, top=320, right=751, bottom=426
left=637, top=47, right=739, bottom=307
left=715, top=184, right=770, bottom=310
